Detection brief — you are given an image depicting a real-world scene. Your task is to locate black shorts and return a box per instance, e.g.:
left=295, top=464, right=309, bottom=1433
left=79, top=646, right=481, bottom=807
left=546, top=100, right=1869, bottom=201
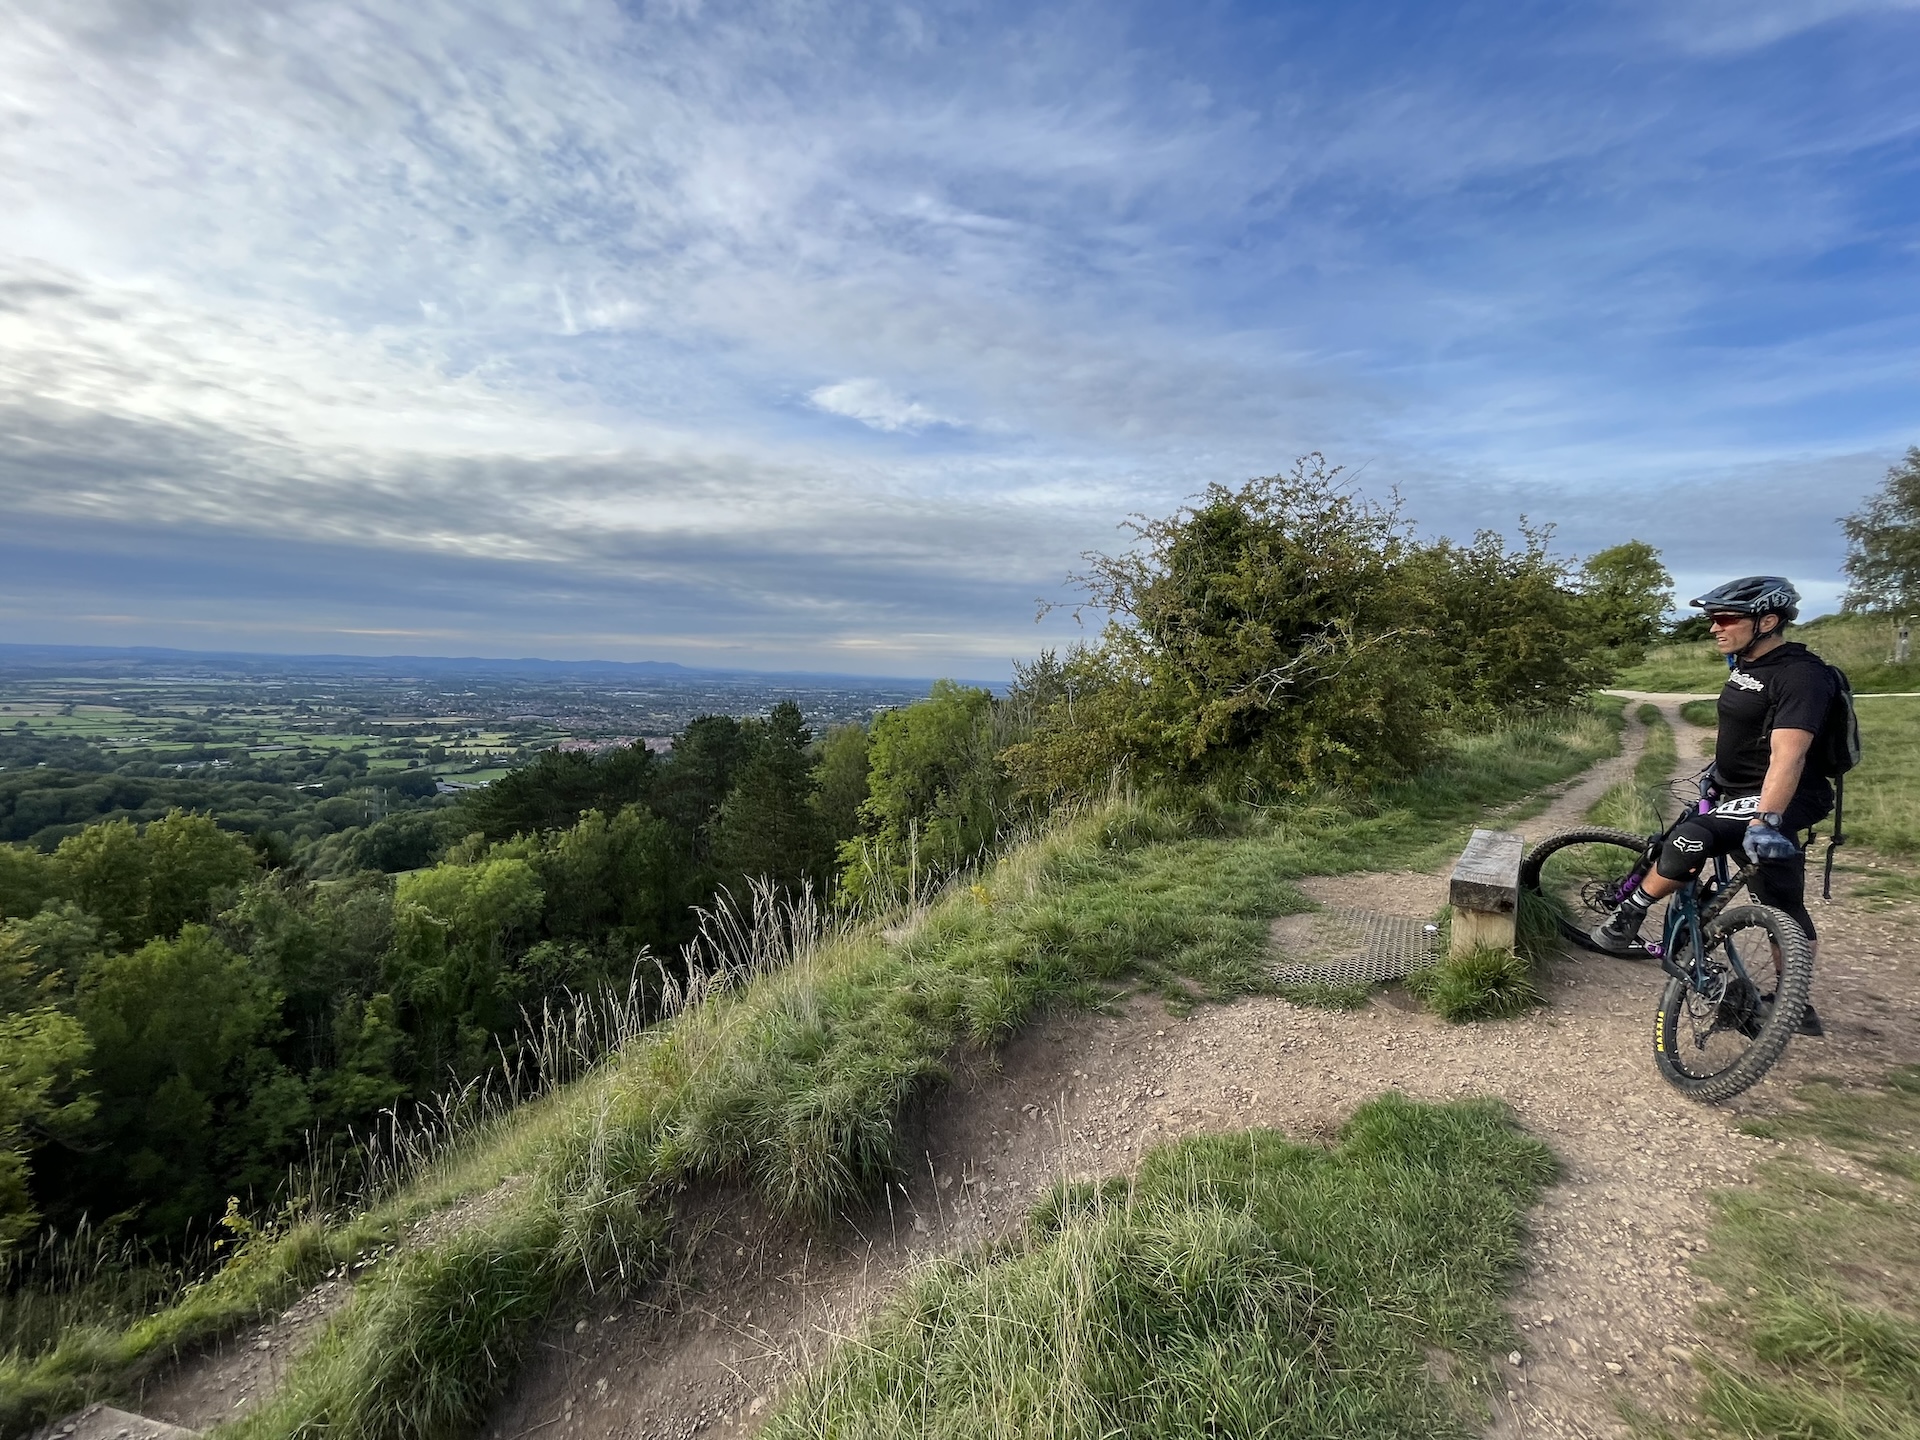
left=1653, top=792, right=1830, bottom=941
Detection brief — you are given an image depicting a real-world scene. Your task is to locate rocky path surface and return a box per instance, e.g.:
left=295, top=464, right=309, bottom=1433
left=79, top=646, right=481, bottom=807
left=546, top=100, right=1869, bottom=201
left=118, top=700, right=1920, bottom=1440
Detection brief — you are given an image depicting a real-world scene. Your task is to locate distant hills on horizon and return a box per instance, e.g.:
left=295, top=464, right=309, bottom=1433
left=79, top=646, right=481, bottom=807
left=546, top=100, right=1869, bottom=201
left=0, top=642, right=1000, bottom=692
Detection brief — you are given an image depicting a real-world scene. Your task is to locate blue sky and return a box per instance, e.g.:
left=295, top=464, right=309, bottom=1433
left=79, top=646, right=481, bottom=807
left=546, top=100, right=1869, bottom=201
left=3, top=0, right=1917, bottom=677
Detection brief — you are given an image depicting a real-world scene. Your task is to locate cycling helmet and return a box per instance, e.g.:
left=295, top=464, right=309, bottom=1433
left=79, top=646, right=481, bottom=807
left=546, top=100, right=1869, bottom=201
left=1688, top=575, right=1800, bottom=623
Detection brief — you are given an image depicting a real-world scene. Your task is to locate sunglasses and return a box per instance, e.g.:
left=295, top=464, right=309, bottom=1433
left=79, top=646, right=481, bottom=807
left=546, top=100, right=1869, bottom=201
left=1706, top=613, right=1752, bottom=628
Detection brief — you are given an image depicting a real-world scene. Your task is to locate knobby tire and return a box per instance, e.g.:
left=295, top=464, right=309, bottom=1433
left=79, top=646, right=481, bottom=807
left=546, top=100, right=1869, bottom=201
left=1654, top=903, right=1813, bottom=1103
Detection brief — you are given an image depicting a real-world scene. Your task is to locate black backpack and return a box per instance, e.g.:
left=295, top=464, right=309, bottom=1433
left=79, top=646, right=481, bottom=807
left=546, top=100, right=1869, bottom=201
left=1811, top=659, right=1862, bottom=898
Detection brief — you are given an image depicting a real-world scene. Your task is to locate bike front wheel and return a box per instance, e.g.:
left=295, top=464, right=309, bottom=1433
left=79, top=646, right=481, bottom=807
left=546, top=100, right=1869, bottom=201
left=1655, top=903, right=1813, bottom=1103
left=1519, top=827, right=1656, bottom=952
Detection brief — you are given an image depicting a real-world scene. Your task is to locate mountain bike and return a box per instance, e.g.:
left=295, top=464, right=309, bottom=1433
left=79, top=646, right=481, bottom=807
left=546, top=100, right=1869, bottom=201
left=1518, top=773, right=1814, bottom=1103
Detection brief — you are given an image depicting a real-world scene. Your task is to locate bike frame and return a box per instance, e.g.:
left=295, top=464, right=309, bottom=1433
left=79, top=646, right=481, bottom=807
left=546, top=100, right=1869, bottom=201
left=1605, top=771, right=1763, bottom=996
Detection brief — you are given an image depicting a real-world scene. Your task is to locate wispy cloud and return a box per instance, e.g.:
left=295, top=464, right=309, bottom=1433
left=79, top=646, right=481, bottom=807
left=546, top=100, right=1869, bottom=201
left=1, top=0, right=1915, bottom=670
left=807, top=378, right=958, bottom=432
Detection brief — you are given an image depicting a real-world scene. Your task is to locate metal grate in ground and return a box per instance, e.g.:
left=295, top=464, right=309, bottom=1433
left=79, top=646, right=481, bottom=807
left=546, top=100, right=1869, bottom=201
left=1268, top=905, right=1440, bottom=987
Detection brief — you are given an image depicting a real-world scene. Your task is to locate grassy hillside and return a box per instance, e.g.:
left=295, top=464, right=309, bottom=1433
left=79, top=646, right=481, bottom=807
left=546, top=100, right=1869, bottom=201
left=1849, top=698, right=1920, bottom=859
left=1616, top=612, right=1920, bottom=694
left=764, top=1096, right=1556, bottom=1440
left=0, top=708, right=1619, bottom=1440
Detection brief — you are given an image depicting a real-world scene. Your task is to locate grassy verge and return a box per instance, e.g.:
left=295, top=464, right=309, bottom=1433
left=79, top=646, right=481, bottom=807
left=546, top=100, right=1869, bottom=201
left=762, top=1094, right=1557, bottom=1440
left=1614, top=643, right=1726, bottom=694
left=0, top=1075, right=602, bottom=1436
left=1616, top=613, right=1920, bottom=695
left=1674, top=1069, right=1920, bottom=1439
left=3, top=709, right=1620, bottom=1440
left=0, top=1216, right=395, bottom=1434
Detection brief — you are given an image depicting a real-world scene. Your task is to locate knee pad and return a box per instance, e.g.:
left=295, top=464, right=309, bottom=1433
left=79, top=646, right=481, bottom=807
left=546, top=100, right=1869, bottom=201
left=1656, top=821, right=1714, bottom=881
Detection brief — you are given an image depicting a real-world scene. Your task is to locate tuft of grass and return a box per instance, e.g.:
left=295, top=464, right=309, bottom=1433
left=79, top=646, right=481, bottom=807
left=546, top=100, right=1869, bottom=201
left=1842, top=861, right=1920, bottom=908
left=1406, top=945, right=1538, bottom=1022
left=1680, top=699, right=1716, bottom=727
left=6, top=709, right=1621, bottom=1440
left=1687, top=1068, right=1920, bottom=1440
left=1408, top=884, right=1564, bottom=1025
left=1733, top=1067, right=1920, bottom=1183
left=1273, top=978, right=1374, bottom=1009
left=762, top=1094, right=1558, bottom=1440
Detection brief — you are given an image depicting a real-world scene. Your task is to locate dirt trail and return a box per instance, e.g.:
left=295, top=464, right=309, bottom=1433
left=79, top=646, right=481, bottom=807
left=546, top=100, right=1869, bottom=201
left=122, top=701, right=1920, bottom=1440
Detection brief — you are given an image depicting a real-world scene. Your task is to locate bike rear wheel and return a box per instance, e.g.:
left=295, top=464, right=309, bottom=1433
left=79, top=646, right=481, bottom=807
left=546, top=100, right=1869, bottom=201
left=1519, top=827, right=1656, bottom=952
left=1655, top=903, right=1813, bottom=1103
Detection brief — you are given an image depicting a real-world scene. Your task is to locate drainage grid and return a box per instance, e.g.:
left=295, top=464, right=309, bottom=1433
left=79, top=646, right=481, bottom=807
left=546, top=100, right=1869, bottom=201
left=1269, top=905, right=1440, bottom=987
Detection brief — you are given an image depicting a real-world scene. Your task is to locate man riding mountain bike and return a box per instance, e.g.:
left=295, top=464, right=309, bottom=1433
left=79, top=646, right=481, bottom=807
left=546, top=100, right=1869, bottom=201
left=1589, top=575, right=1833, bottom=1036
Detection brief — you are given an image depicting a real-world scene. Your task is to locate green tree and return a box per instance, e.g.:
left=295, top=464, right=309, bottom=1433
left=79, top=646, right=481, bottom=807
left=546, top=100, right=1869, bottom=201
left=714, top=702, right=825, bottom=892
left=0, top=904, right=101, bottom=1012
left=521, top=804, right=686, bottom=956
left=0, top=846, right=56, bottom=924
left=839, top=683, right=1000, bottom=905
left=48, top=820, right=149, bottom=949
left=809, top=722, right=871, bottom=853
left=317, top=993, right=410, bottom=1126
left=465, top=743, right=656, bottom=842
left=143, top=810, right=259, bottom=940
left=1842, top=447, right=1920, bottom=613
left=0, top=1008, right=95, bottom=1252
left=225, top=872, right=392, bottom=1074
left=49, top=812, right=255, bottom=950
left=338, top=810, right=449, bottom=874
left=1022, top=457, right=1434, bottom=794
left=1411, top=525, right=1614, bottom=713
left=386, top=859, right=543, bottom=1084
left=1577, top=539, right=1674, bottom=656
left=75, top=925, right=288, bottom=1233
left=652, top=717, right=752, bottom=857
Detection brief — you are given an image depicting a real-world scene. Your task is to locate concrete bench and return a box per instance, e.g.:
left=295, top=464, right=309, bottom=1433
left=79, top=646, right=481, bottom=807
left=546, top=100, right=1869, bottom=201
left=1449, top=828, right=1524, bottom=957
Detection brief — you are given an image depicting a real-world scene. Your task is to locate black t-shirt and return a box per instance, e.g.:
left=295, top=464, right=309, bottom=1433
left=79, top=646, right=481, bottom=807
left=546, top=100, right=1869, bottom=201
left=1713, top=641, right=1836, bottom=802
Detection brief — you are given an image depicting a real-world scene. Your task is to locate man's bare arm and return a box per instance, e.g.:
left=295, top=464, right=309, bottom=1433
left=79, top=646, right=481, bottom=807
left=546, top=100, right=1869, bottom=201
left=1755, top=728, right=1814, bottom=821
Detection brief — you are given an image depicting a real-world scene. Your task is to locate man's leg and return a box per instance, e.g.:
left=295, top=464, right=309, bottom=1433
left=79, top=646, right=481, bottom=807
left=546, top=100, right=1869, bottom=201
left=1748, top=845, right=1824, bottom=1036
left=1588, top=815, right=1733, bottom=954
